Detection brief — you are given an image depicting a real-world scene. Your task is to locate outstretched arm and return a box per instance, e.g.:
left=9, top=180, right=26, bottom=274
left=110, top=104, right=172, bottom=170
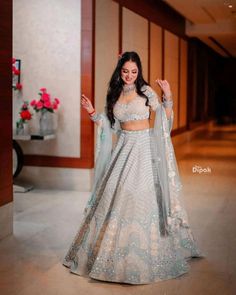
left=81, top=94, right=103, bottom=126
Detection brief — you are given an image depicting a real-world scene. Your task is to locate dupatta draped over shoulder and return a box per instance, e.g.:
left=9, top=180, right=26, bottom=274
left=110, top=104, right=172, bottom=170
left=84, top=86, right=186, bottom=237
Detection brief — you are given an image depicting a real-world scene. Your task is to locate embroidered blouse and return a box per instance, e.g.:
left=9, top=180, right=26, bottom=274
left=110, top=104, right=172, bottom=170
left=90, top=85, right=163, bottom=125
left=113, top=85, right=160, bottom=123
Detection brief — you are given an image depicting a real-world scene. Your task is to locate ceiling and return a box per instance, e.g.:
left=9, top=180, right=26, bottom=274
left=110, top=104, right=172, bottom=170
left=164, top=0, right=236, bottom=57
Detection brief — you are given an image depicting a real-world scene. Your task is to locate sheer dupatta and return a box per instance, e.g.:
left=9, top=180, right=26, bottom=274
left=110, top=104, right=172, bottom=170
left=84, top=104, right=184, bottom=237
left=151, top=105, right=183, bottom=236
left=84, top=113, right=113, bottom=211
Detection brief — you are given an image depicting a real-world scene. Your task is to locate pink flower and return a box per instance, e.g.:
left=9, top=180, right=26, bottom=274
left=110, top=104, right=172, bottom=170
left=40, top=88, right=47, bottom=93
left=13, top=69, right=20, bottom=75
left=54, top=98, right=60, bottom=105
left=16, top=83, right=22, bottom=90
left=12, top=58, right=16, bottom=64
left=41, top=92, right=50, bottom=102
left=20, top=110, right=32, bottom=120
left=30, top=99, right=36, bottom=106
left=52, top=102, right=58, bottom=110
left=44, top=101, right=52, bottom=109
left=36, top=101, right=43, bottom=110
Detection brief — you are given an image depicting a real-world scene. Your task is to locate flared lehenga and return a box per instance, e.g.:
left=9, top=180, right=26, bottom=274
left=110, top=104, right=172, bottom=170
left=62, top=128, right=204, bottom=284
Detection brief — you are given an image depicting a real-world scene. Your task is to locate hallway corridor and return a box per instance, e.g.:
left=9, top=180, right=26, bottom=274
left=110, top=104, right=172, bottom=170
left=0, top=123, right=236, bottom=295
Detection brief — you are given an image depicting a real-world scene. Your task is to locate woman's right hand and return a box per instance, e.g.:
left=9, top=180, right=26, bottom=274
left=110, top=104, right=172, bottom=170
left=81, top=94, right=94, bottom=113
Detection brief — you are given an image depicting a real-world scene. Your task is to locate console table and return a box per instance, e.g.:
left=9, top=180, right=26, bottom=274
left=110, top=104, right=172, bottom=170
left=13, top=132, right=56, bottom=192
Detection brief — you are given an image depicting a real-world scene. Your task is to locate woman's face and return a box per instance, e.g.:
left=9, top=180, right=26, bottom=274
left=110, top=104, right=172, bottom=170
left=121, top=61, right=138, bottom=85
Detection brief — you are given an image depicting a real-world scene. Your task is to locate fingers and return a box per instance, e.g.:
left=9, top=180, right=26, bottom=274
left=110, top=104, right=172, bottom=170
left=81, top=94, right=91, bottom=109
left=155, top=79, right=170, bottom=90
left=81, top=94, right=95, bottom=114
left=81, top=94, right=90, bottom=103
left=155, top=79, right=169, bottom=85
left=81, top=94, right=89, bottom=102
left=155, top=79, right=168, bottom=83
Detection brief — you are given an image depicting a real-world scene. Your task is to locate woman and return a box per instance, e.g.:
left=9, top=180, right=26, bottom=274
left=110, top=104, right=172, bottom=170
left=63, top=51, right=204, bottom=284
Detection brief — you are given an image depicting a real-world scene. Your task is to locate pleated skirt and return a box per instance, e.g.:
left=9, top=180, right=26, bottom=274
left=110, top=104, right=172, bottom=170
left=62, top=128, right=204, bottom=284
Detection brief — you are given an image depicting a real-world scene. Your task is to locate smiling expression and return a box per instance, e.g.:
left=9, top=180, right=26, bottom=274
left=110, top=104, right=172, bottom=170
left=121, top=61, right=138, bottom=85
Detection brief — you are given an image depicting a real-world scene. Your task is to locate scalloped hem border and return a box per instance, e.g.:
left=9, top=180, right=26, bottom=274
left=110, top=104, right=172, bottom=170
left=62, top=254, right=205, bottom=285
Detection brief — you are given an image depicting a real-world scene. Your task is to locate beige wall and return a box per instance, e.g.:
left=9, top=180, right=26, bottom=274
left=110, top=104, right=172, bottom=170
left=179, top=39, right=188, bottom=128
left=13, top=0, right=81, bottom=157
left=122, top=8, right=148, bottom=80
left=164, top=30, right=179, bottom=130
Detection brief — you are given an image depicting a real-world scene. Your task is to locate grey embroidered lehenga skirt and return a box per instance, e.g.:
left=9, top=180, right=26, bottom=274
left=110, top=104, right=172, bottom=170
left=62, top=128, right=204, bottom=284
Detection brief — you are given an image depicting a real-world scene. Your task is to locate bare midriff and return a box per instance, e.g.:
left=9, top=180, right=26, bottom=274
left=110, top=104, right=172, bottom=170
left=120, top=119, right=150, bottom=131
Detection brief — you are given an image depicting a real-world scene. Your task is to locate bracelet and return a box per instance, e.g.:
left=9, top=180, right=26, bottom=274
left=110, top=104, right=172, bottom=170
left=90, top=113, right=102, bottom=122
left=163, top=100, right=173, bottom=108
left=88, top=110, right=95, bottom=116
left=162, top=93, right=173, bottom=108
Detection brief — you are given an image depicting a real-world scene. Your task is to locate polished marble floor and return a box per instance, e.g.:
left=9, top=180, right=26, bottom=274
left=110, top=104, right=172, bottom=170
left=0, top=123, right=236, bottom=295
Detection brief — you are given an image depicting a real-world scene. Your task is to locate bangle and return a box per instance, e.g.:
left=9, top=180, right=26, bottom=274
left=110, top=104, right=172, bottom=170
left=90, top=113, right=102, bottom=122
left=163, top=100, right=173, bottom=108
left=162, top=93, right=173, bottom=108
left=88, top=110, right=95, bottom=116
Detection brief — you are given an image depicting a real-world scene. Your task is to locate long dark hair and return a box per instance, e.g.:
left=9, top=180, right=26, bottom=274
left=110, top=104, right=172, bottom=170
left=106, top=51, right=149, bottom=127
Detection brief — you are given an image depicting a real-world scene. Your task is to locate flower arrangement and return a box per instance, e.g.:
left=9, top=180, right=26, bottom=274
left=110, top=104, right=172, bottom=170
left=30, top=88, right=60, bottom=113
left=12, top=58, right=23, bottom=91
left=16, top=101, right=32, bottom=129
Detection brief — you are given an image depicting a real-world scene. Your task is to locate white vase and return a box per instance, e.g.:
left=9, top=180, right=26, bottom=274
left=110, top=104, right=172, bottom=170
left=39, top=111, right=54, bottom=135
left=16, top=121, right=24, bottom=135
left=16, top=121, right=30, bottom=135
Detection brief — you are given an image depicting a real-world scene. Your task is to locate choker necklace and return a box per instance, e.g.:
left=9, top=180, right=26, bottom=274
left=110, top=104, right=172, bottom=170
left=122, top=83, right=136, bottom=95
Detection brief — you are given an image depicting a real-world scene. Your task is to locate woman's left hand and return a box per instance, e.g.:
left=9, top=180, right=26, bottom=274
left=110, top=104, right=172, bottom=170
left=155, top=79, right=172, bottom=98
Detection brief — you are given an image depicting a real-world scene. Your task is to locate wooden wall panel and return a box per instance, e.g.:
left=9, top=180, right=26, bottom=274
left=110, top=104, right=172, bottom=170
left=122, top=8, right=149, bottom=80
left=179, top=39, right=188, bottom=127
left=95, top=0, right=119, bottom=114
left=150, top=23, right=162, bottom=95
left=113, top=0, right=185, bottom=38
left=0, top=0, right=13, bottom=206
left=149, top=23, right=163, bottom=128
left=164, top=30, right=179, bottom=130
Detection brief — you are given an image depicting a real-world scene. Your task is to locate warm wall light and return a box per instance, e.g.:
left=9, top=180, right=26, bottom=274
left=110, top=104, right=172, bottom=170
left=223, top=1, right=233, bottom=9
left=224, top=0, right=233, bottom=8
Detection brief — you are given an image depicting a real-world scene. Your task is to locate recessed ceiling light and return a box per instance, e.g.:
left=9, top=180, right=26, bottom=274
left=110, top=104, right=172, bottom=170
left=224, top=0, right=233, bottom=7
